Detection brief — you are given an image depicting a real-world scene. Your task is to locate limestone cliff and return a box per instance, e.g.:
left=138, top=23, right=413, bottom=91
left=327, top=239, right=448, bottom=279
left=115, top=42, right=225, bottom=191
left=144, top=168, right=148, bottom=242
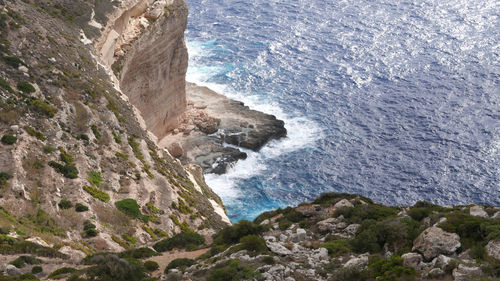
left=0, top=0, right=229, bottom=263
left=97, top=0, right=188, bottom=139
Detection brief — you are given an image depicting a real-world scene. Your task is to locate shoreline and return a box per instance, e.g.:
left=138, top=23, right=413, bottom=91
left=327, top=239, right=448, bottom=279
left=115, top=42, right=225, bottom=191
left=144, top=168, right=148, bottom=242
left=159, top=82, right=287, bottom=174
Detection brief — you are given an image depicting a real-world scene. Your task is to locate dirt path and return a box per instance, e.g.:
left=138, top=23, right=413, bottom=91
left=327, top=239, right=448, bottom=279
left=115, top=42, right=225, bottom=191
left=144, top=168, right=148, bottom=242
left=149, top=248, right=209, bottom=276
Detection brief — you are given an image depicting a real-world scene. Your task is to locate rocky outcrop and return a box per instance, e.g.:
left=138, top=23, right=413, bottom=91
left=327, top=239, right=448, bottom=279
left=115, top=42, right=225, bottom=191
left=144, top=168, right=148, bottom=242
left=412, top=226, right=461, bottom=260
left=486, top=240, right=500, bottom=260
left=159, top=83, right=287, bottom=173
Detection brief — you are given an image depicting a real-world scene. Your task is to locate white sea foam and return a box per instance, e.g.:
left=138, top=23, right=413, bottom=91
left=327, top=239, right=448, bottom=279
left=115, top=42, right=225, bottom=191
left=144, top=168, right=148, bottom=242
left=186, top=40, right=322, bottom=204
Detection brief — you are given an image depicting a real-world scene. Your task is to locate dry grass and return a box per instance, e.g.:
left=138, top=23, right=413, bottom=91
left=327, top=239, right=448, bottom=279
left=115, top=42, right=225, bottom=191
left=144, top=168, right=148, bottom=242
left=94, top=203, right=133, bottom=234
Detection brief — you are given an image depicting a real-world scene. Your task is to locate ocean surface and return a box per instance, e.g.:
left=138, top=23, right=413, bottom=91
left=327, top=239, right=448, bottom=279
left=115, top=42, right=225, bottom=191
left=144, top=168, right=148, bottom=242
left=184, top=0, right=500, bottom=222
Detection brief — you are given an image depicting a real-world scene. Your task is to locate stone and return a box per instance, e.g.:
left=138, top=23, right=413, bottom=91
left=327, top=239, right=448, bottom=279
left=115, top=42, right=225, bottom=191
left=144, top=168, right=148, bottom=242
left=296, top=228, right=306, bottom=241
left=5, top=265, right=21, bottom=276
left=26, top=236, right=50, bottom=247
left=344, top=254, right=369, bottom=269
left=343, top=224, right=361, bottom=237
left=412, top=226, right=461, bottom=260
left=59, top=246, right=87, bottom=261
left=433, top=254, right=452, bottom=269
left=167, top=142, right=183, bottom=158
left=470, top=205, right=489, bottom=218
left=296, top=204, right=320, bottom=217
left=316, top=217, right=337, bottom=232
left=334, top=199, right=354, bottom=209
left=263, top=235, right=276, bottom=242
left=267, top=242, right=292, bottom=256
left=49, top=57, right=56, bottom=63
left=486, top=240, right=500, bottom=260
left=10, top=125, right=19, bottom=132
left=18, top=65, right=28, bottom=73
left=452, top=264, right=482, bottom=281
left=428, top=268, right=445, bottom=277
left=401, top=252, right=422, bottom=268
left=279, top=234, right=287, bottom=242
left=311, top=247, right=329, bottom=260
left=492, top=211, right=500, bottom=219
left=260, top=219, right=270, bottom=225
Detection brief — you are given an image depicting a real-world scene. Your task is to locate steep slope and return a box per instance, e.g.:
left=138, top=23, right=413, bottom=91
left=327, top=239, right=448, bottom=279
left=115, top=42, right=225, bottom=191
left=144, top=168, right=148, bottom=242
left=0, top=0, right=229, bottom=264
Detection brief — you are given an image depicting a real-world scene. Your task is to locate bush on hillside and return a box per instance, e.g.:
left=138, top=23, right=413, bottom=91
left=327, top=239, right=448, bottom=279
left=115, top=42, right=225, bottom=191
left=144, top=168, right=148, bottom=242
left=153, top=232, right=204, bottom=252
left=1, top=134, right=17, bottom=145
left=165, top=258, right=195, bottom=273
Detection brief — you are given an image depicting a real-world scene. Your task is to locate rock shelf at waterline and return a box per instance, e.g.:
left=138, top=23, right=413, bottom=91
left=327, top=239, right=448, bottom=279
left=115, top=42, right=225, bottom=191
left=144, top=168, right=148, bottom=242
left=159, top=82, right=287, bottom=174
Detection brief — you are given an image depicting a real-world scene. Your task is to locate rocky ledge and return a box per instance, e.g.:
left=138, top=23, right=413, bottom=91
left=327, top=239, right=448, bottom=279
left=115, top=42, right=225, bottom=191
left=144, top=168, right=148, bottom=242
left=159, top=83, right=287, bottom=174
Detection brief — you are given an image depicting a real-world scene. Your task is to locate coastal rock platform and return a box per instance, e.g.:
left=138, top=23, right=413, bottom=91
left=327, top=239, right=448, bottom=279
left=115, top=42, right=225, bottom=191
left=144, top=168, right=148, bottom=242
left=159, top=82, right=287, bottom=174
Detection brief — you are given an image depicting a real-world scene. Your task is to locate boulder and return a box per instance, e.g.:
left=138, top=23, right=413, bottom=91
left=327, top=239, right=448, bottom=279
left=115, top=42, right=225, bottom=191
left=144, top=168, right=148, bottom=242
left=428, top=268, right=445, bottom=277
left=433, top=254, right=452, bottom=269
left=492, top=211, right=500, bottom=219
left=469, top=205, right=488, bottom=218
left=317, top=218, right=337, bottom=232
left=343, top=224, right=361, bottom=237
left=167, top=142, right=184, bottom=158
left=334, top=199, right=354, bottom=209
left=344, top=254, right=369, bottom=269
left=412, top=226, right=461, bottom=260
left=59, top=246, right=87, bottom=261
left=486, top=240, right=500, bottom=260
left=452, top=264, right=482, bottom=281
left=267, top=241, right=292, bottom=256
left=295, top=228, right=306, bottom=241
left=5, top=265, right=21, bottom=276
left=401, top=252, right=422, bottom=268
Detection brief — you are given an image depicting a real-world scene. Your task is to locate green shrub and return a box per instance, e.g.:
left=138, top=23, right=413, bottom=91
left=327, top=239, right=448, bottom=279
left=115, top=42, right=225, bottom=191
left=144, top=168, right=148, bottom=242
left=87, top=171, right=103, bottom=187
left=144, top=260, right=159, bottom=272
left=29, top=99, right=57, bottom=118
left=335, top=204, right=399, bottom=224
left=115, top=199, right=147, bottom=222
left=207, top=259, right=260, bottom=281
left=119, top=247, right=160, bottom=259
left=1, top=134, right=17, bottom=145
left=42, top=145, right=57, bottom=154
left=31, top=265, right=43, bottom=274
left=0, top=77, right=13, bottom=92
left=153, top=232, right=204, bottom=252
left=48, top=267, right=78, bottom=278
left=2, top=56, right=24, bottom=68
left=82, top=185, right=110, bottom=202
left=49, top=161, right=78, bottom=179
left=25, top=126, right=46, bottom=141
left=367, top=255, right=416, bottom=281
left=322, top=240, right=350, bottom=256
left=0, top=171, right=13, bottom=188
left=9, top=257, right=26, bottom=268
left=76, top=134, right=89, bottom=141
left=440, top=212, right=500, bottom=250
left=17, top=82, right=35, bottom=93
left=85, top=254, right=146, bottom=281
left=58, top=199, right=72, bottom=209
left=239, top=235, right=267, bottom=254
left=67, top=275, right=85, bottom=281
left=261, top=256, right=275, bottom=265
left=83, top=220, right=98, bottom=237
left=213, top=220, right=265, bottom=245
left=75, top=203, right=88, bottom=212
left=165, top=258, right=195, bottom=272
left=91, top=124, right=101, bottom=139
left=313, top=192, right=373, bottom=205
left=122, top=233, right=136, bottom=245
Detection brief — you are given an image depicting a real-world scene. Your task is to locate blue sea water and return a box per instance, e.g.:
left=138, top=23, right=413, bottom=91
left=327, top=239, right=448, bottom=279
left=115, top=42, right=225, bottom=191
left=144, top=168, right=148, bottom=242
left=184, top=0, right=500, bottom=222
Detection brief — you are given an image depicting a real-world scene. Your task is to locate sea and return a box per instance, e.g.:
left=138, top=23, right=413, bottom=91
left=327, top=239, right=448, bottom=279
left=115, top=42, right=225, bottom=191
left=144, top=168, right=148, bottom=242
left=183, top=0, right=500, bottom=222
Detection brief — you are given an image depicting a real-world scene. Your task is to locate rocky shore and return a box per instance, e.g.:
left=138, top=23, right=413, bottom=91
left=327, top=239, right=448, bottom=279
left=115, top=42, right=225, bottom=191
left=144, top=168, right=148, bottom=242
left=159, top=83, right=287, bottom=174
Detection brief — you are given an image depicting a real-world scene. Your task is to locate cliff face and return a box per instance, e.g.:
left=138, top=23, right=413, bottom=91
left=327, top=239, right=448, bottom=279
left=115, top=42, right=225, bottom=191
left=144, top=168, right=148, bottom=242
left=97, top=0, right=188, bottom=139
left=0, top=0, right=229, bottom=263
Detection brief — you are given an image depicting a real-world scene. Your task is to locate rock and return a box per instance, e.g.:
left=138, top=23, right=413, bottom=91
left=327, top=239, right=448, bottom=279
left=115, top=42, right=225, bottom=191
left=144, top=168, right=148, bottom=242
left=267, top=241, right=292, bottom=256
left=452, top=264, right=482, bottom=281
left=263, top=235, right=276, bottom=242
left=492, top=211, right=500, bottom=219
left=167, top=142, right=183, bottom=158
left=260, top=219, right=270, bottom=225
left=486, top=240, right=500, bottom=260
left=316, top=217, right=337, bottom=232
left=296, top=204, right=320, bottom=217
left=469, top=205, right=489, bottom=218
left=428, top=268, right=445, bottom=277
left=284, top=277, right=295, bottom=281
left=458, top=249, right=473, bottom=261
left=10, top=125, right=19, bottom=132
left=401, top=252, right=422, bottom=268
left=343, top=224, right=361, bottom=237
left=296, top=228, right=306, bottom=241
left=279, top=234, right=287, bottom=242
left=5, top=265, right=21, bottom=276
left=49, top=57, right=56, bottom=63
left=311, top=247, right=329, bottom=260
left=334, top=199, right=354, bottom=209
left=433, top=254, right=452, bottom=269
left=59, top=246, right=86, bottom=261
left=344, top=254, right=369, bottom=269
left=18, top=65, right=28, bottom=73
left=26, top=236, right=50, bottom=247
left=412, top=226, right=461, bottom=260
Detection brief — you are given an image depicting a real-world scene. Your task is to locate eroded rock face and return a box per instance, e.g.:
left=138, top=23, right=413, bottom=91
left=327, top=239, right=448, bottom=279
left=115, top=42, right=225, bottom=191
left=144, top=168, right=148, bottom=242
left=469, top=205, right=488, bottom=218
left=119, top=0, right=189, bottom=138
left=486, top=240, right=500, bottom=260
left=412, top=226, right=461, bottom=260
